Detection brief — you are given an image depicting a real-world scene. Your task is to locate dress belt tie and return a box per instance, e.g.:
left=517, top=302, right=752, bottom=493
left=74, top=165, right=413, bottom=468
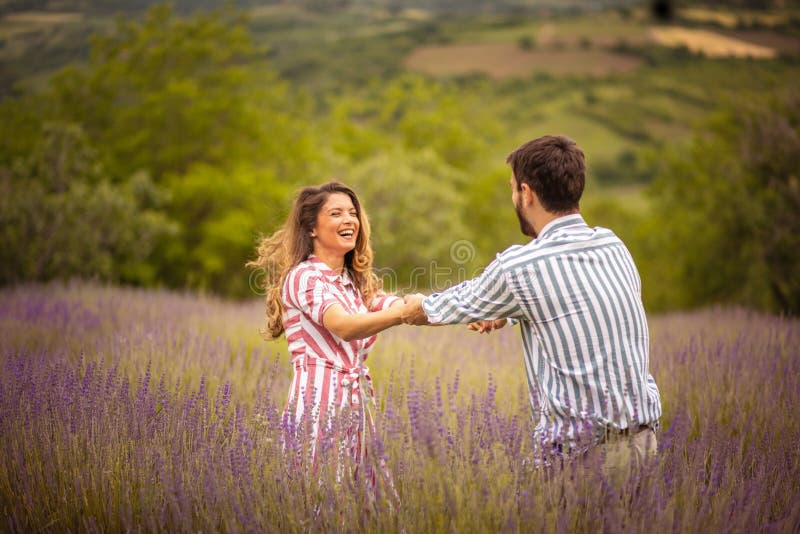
left=294, top=357, right=373, bottom=406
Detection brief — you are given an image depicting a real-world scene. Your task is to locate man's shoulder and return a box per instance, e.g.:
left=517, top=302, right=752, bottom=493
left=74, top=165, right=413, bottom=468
left=497, top=243, right=526, bottom=258
left=496, top=226, right=623, bottom=268
left=495, top=242, right=537, bottom=271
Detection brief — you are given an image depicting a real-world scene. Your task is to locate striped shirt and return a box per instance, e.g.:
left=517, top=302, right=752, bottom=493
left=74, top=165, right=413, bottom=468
left=423, top=214, right=661, bottom=446
left=282, top=254, right=400, bottom=459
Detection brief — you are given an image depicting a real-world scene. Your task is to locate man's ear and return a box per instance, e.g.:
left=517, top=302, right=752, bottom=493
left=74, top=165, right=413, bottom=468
left=519, top=182, right=536, bottom=207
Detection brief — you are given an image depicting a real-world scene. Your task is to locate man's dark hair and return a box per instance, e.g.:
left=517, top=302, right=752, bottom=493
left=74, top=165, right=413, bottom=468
left=506, top=135, right=585, bottom=214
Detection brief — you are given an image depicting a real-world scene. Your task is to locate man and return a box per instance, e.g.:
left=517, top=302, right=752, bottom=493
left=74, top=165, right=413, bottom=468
left=402, top=135, right=661, bottom=470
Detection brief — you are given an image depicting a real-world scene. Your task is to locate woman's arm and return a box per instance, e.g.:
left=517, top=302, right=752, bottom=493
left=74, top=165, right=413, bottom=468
left=322, top=300, right=404, bottom=341
left=368, top=291, right=402, bottom=312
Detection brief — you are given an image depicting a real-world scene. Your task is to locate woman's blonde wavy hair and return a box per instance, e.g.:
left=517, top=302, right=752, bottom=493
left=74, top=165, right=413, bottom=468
left=246, top=181, right=381, bottom=339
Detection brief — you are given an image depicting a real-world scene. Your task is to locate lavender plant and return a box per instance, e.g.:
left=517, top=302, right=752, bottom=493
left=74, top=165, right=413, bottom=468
left=1, top=283, right=798, bottom=532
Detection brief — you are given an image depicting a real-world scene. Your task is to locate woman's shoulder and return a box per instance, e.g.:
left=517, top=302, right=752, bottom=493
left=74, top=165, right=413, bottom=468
left=283, top=259, right=323, bottom=291
left=288, top=258, right=316, bottom=274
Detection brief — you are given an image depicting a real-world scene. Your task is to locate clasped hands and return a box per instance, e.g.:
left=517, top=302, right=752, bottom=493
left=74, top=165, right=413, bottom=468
left=400, top=293, right=429, bottom=325
left=399, top=293, right=508, bottom=333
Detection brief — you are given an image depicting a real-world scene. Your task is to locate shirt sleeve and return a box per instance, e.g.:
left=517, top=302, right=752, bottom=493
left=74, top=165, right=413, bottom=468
left=284, top=268, right=339, bottom=325
left=369, top=290, right=402, bottom=312
left=422, top=257, right=524, bottom=324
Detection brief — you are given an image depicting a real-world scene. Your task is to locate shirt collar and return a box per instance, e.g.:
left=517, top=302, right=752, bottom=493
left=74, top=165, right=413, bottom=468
left=308, top=254, right=353, bottom=285
left=537, top=213, right=586, bottom=239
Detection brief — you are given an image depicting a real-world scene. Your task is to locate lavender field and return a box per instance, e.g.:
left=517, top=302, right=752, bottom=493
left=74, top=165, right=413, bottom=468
left=1, top=283, right=798, bottom=532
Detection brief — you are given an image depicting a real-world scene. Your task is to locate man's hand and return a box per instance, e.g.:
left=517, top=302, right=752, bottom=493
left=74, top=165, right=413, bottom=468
left=467, top=318, right=507, bottom=334
left=401, top=293, right=430, bottom=325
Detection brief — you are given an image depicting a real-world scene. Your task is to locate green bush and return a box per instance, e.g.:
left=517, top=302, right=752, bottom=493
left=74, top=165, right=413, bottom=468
left=0, top=123, right=175, bottom=286
left=518, top=35, right=535, bottom=50
left=643, top=90, right=800, bottom=313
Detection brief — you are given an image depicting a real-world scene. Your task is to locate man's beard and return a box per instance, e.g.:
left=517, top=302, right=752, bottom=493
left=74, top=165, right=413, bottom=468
left=515, top=199, right=537, bottom=238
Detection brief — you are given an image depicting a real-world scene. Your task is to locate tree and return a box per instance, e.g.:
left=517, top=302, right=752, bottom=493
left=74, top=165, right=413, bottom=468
left=325, top=75, right=502, bottom=172
left=43, top=3, right=316, bottom=182
left=651, top=0, right=673, bottom=21
left=343, top=148, right=473, bottom=292
left=0, top=4, right=319, bottom=296
left=643, top=88, right=800, bottom=314
left=0, top=123, right=174, bottom=286
left=161, top=162, right=292, bottom=297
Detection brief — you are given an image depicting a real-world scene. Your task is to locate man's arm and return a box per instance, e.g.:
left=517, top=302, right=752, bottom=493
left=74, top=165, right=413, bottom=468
left=402, top=259, right=523, bottom=326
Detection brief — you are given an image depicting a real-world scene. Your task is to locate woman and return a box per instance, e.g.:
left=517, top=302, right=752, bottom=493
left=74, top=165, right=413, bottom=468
left=247, top=181, right=404, bottom=474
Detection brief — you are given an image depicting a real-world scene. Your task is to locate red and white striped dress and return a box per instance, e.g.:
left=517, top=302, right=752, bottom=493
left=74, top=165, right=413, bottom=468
left=281, top=255, right=399, bottom=465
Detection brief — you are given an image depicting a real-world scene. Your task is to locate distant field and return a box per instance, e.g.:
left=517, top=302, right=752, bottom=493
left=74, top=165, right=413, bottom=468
left=650, top=26, right=777, bottom=58
left=404, top=43, right=642, bottom=79
left=0, top=9, right=96, bottom=65
left=680, top=7, right=789, bottom=28
left=404, top=21, right=791, bottom=81
left=722, top=29, right=800, bottom=54
left=402, top=7, right=799, bottom=82
left=2, top=4, right=798, bottom=172
left=1, top=11, right=82, bottom=24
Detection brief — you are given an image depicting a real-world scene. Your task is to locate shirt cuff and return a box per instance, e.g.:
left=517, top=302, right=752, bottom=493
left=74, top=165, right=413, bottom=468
left=384, top=295, right=403, bottom=309
left=372, top=294, right=401, bottom=312
left=421, top=297, right=440, bottom=324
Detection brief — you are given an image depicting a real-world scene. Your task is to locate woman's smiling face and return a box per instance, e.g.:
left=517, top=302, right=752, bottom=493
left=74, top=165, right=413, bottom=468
left=311, top=192, right=360, bottom=264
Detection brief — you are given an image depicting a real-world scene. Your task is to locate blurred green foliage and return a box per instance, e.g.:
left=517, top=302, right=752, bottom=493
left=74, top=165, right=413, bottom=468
left=161, top=163, right=294, bottom=296
left=0, top=5, right=321, bottom=296
left=44, top=5, right=314, bottom=180
left=326, top=75, right=502, bottom=171
left=0, top=4, right=509, bottom=298
left=640, top=88, right=800, bottom=314
left=346, top=148, right=472, bottom=290
left=0, top=123, right=175, bottom=285
left=0, top=3, right=798, bottom=315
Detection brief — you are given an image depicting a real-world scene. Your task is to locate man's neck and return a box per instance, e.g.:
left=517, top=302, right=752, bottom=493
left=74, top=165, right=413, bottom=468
left=533, top=210, right=580, bottom=236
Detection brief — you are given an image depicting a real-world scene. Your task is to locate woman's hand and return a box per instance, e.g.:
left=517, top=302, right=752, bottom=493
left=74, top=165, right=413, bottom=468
left=467, top=318, right=507, bottom=334
left=401, top=293, right=430, bottom=326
